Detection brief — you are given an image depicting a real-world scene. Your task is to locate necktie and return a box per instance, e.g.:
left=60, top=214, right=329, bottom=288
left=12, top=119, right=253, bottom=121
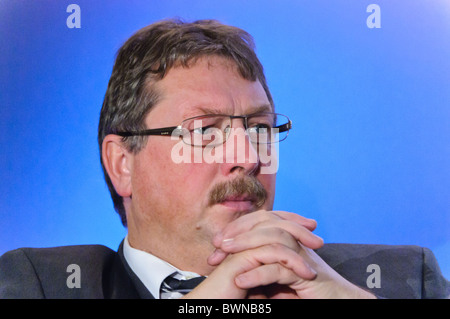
left=160, top=275, right=206, bottom=299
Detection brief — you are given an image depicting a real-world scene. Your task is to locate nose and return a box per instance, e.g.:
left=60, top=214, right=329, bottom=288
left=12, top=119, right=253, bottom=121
left=220, top=123, right=260, bottom=176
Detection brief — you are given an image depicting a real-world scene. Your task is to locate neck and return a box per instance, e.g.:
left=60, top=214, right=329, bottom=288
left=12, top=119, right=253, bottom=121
left=126, top=222, right=216, bottom=276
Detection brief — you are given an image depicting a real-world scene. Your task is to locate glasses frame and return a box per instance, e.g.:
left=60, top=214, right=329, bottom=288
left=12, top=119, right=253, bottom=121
left=115, top=112, right=292, bottom=146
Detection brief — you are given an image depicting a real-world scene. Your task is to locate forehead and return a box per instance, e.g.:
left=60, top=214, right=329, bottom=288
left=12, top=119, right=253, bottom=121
left=146, top=56, right=272, bottom=124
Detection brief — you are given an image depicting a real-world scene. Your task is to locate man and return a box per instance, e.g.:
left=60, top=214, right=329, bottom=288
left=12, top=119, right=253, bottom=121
left=0, top=19, right=448, bottom=299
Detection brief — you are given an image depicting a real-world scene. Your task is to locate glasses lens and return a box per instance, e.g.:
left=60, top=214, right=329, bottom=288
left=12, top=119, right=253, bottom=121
left=181, top=113, right=290, bottom=146
left=247, top=113, right=290, bottom=144
left=181, top=115, right=231, bottom=146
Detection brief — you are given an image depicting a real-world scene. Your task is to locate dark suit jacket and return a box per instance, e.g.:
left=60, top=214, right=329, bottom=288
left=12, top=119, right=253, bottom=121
left=0, top=242, right=448, bottom=299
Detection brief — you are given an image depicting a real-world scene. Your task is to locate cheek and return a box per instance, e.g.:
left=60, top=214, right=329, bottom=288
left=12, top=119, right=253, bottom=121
left=133, top=142, right=218, bottom=209
left=259, top=173, right=276, bottom=209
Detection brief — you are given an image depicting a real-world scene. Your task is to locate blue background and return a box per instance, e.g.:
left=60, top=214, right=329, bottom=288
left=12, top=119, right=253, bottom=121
left=1, top=0, right=449, bottom=280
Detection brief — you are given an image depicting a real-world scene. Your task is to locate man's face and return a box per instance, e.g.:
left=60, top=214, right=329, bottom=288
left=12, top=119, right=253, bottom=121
left=126, top=56, right=276, bottom=274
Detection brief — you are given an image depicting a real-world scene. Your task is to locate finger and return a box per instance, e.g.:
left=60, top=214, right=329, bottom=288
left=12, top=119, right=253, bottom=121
left=204, top=243, right=316, bottom=299
left=209, top=226, right=302, bottom=266
left=235, top=243, right=317, bottom=281
left=219, top=227, right=300, bottom=254
left=272, top=211, right=318, bottom=231
left=235, top=263, right=303, bottom=289
left=207, top=248, right=228, bottom=266
left=210, top=212, right=322, bottom=266
left=214, top=210, right=319, bottom=247
left=271, top=219, right=323, bottom=249
left=217, top=219, right=323, bottom=253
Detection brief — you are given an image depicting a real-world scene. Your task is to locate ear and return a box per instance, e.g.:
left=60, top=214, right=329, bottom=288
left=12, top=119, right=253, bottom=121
left=102, top=134, right=133, bottom=198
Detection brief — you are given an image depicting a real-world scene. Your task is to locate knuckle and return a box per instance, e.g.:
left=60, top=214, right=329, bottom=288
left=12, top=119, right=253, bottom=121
left=280, top=228, right=295, bottom=241
left=276, top=260, right=289, bottom=272
left=271, top=227, right=286, bottom=238
left=267, top=242, right=284, bottom=253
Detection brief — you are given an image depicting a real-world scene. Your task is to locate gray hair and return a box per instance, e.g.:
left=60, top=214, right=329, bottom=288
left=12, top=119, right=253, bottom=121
left=98, top=19, right=273, bottom=226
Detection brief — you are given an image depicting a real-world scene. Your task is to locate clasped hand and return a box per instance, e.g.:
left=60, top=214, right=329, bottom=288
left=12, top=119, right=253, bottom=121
left=184, top=210, right=376, bottom=299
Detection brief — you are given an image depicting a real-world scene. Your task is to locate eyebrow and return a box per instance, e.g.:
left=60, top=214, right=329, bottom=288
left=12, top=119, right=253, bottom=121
left=184, top=104, right=273, bottom=118
left=245, top=104, right=274, bottom=115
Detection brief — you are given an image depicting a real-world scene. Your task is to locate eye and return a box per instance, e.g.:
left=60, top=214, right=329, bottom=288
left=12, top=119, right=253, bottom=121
left=192, top=125, right=214, bottom=135
left=248, top=123, right=271, bottom=133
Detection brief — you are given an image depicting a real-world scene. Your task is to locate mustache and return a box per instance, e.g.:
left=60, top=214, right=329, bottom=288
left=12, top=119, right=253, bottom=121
left=208, top=176, right=267, bottom=208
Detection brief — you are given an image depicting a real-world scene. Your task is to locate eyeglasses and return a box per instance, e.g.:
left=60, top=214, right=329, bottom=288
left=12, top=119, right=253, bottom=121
left=115, top=112, right=292, bottom=147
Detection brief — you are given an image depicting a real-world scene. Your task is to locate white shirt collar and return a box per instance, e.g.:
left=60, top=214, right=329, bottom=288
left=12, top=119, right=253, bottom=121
left=122, top=235, right=200, bottom=298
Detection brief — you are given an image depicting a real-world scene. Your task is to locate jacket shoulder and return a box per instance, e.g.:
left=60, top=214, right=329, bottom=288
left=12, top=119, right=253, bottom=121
left=316, top=243, right=449, bottom=299
left=0, top=245, right=117, bottom=298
